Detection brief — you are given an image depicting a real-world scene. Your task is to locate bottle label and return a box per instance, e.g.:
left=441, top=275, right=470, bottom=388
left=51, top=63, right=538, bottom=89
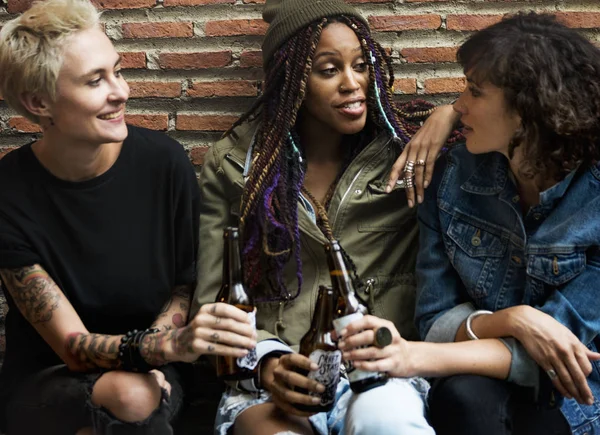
left=332, top=312, right=383, bottom=384
left=307, top=349, right=342, bottom=406
left=236, top=310, right=258, bottom=370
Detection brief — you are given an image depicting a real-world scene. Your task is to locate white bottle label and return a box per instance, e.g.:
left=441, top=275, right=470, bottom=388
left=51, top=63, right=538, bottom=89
left=236, top=310, right=258, bottom=370
left=307, top=349, right=342, bottom=406
left=333, top=312, right=383, bottom=384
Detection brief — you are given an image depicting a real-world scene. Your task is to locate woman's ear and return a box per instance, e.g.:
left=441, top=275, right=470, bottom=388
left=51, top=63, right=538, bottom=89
left=19, top=92, right=52, bottom=119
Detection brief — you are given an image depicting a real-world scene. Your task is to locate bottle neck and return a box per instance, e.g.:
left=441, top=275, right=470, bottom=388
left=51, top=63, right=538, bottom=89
left=312, top=287, right=335, bottom=332
left=228, top=236, right=244, bottom=286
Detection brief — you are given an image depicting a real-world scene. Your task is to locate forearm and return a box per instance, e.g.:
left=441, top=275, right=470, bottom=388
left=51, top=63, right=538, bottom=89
left=151, top=284, right=192, bottom=331
left=406, top=339, right=511, bottom=380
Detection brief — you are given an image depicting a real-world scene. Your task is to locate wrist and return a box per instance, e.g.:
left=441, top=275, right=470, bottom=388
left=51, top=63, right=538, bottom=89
left=502, top=305, right=532, bottom=340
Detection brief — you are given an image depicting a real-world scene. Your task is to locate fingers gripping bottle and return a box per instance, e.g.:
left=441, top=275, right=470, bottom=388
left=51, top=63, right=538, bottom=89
left=296, top=285, right=342, bottom=413
left=326, top=240, right=388, bottom=393
left=215, top=227, right=258, bottom=381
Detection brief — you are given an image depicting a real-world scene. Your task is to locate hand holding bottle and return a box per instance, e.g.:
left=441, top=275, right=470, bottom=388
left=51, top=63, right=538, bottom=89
left=338, top=315, right=417, bottom=379
left=259, top=353, right=326, bottom=417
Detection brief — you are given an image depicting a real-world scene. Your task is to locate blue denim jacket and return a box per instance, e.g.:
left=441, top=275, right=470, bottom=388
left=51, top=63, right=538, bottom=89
left=415, top=144, right=600, bottom=435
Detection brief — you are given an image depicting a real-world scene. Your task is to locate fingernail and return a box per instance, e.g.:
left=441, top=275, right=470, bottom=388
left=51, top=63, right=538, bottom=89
left=312, top=397, right=321, bottom=404
left=310, top=363, right=319, bottom=371
left=385, top=185, right=392, bottom=193
left=343, top=352, right=350, bottom=359
left=424, top=180, right=430, bottom=188
left=417, top=195, right=423, bottom=204
left=338, top=340, right=345, bottom=348
left=316, top=384, right=325, bottom=393
left=340, top=329, right=347, bottom=336
left=408, top=199, right=414, bottom=208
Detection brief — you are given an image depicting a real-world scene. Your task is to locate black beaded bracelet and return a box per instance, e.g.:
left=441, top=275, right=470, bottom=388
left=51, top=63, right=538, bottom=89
left=118, top=328, right=160, bottom=373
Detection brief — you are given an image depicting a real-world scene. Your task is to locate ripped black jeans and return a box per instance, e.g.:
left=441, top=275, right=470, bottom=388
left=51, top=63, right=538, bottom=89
left=2, top=363, right=185, bottom=435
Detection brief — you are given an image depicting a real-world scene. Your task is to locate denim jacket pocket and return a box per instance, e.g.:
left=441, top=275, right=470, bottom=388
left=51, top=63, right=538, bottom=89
left=527, top=249, right=586, bottom=286
left=446, top=215, right=508, bottom=299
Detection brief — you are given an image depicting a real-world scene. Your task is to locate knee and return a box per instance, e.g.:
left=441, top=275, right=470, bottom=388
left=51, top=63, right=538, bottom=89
left=91, top=371, right=164, bottom=423
left=346, top=380, right=433, bottom=435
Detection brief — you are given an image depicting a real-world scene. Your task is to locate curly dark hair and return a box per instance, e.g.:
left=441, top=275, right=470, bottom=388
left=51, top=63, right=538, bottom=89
left=457, top=12, right=600, bottom=180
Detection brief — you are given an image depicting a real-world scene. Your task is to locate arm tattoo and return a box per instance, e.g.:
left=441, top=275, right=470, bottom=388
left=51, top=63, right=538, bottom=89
left=152, top=285, right=192, bottom=331
left=0, top=266, right=61, bottom=324
left=66, top=332, right=121, bottom=371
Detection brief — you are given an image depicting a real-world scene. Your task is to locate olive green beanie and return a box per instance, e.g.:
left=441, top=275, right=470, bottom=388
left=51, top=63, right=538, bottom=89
left=261, top=0, right=369, bottom=68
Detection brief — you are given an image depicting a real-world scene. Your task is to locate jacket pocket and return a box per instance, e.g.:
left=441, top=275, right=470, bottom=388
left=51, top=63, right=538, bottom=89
left=357, top=182, right=416, bottom=232
left=446, top=215, right=508, bottom=299
left=527, top=249, right=586, bottom=286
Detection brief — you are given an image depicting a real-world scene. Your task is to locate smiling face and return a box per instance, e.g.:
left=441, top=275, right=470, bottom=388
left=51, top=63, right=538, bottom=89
left=301, top=22, right=370, bottom=138
left=453, top=77, right=522, bottom=157
left=45, top=26, right=129, bottom=146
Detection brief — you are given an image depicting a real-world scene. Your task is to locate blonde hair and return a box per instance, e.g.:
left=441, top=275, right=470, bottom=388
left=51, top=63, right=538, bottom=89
left=0, top=0, right=100, bottom=123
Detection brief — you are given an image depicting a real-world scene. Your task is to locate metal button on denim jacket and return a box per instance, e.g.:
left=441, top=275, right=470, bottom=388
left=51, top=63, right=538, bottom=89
left=416, top=144, right=600, bottom=435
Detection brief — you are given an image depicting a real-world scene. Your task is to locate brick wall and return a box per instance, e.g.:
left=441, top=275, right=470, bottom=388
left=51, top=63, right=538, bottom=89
left=0, top=0, right=599, bottom=169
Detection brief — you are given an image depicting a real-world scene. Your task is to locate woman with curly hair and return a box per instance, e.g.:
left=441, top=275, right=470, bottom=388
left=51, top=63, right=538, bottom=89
left=192, top=0, right=462, bottom=433
left=413, top=11, right=600, bottom=435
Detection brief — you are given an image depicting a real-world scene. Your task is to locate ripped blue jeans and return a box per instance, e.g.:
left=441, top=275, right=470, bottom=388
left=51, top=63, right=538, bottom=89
left=2, top=364, right=185, bottom=435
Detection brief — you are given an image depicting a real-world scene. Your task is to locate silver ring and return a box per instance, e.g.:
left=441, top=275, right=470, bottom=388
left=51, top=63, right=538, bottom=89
left=416, top=159, right=426, bottom=167
left=547, top=369, right=558, bottom=380
left=404, top=161, right=415, bottom=174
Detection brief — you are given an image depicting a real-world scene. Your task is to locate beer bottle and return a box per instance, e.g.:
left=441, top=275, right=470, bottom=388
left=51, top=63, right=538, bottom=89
left=215, top=227, right=258, bottom=381
left=296, top=285, right=342, bottom=413
left=326, top=240, right=387, bottom=393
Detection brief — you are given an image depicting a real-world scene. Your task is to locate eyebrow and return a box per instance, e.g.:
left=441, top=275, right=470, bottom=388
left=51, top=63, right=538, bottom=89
left=313, top=46, right=363, bottom=62
left=81, top=55, right=122, bottom=78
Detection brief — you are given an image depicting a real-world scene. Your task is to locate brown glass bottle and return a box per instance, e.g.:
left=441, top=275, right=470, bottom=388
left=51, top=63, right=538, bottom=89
left=326, top=240, right=387, bottom=393
left=295, top=285, right=342, bottom=413
left=215, top=227, right=258, bottom=381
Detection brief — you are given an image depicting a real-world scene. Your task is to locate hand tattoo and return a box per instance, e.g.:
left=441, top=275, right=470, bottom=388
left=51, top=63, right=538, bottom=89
left=0, top=265, right=60, bottom=324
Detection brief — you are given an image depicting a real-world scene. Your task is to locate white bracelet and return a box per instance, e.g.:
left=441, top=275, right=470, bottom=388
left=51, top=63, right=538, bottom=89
left=465, top=310, right=493, bottom=340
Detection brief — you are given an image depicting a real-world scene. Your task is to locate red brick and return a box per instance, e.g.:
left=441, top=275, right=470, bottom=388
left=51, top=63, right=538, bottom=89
left=159, top=51, right=232, bottom=70
left=128, top=82, right=181, bottom=98
left=9, top=117, right=42, bottom=133
left=240, top=51, right=263, bottom=68
left=424, top=77, right=466, bottom=94
left=446, top=15, right=503, bottom=31
left=120, top=52, right=147, bottom=69
left=125, top=114, right=168, bottom=131
left=164, top=0, right=233, bottom=5
left=401, top=47, right=458, bottom=63
left=190, top=146, right=210, bottom=166
left=555, top=12, right=600, bottom=29
left=393, top=78, right=417, bottom=95
left=6, top=0, right=32, bottom=13
left=0, top=148, right=17, bottom=160
left=369, top=15, right=441, bottom=32
left=188, top=80, right=257, bottom=98
left=91, top=0, right=156, bottom=10
left=205, top=19, right=268, bottom=37
left=122, top=22, right=193, bottom=39
left=176, top=115, right=238, bottom=131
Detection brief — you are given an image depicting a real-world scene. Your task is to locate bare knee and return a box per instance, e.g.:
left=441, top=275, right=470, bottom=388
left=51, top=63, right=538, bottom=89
left=91, top=371, right=164, bottom=423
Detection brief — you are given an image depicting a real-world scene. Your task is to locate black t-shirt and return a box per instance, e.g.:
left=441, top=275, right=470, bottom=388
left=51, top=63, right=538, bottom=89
left=0, top=125, right=200, bottom=389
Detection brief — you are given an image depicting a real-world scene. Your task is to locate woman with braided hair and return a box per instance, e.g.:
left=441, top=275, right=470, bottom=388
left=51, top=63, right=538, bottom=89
left=192, top=0, right=461, bottom=434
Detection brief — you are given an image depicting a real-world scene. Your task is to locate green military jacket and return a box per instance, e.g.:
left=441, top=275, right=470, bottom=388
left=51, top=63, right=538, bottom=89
left=193, top=121, right=420, bottom=357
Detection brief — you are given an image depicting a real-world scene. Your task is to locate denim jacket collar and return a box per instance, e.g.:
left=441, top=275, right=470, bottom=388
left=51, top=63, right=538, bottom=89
left=460, top=151, right=580, bottom=207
